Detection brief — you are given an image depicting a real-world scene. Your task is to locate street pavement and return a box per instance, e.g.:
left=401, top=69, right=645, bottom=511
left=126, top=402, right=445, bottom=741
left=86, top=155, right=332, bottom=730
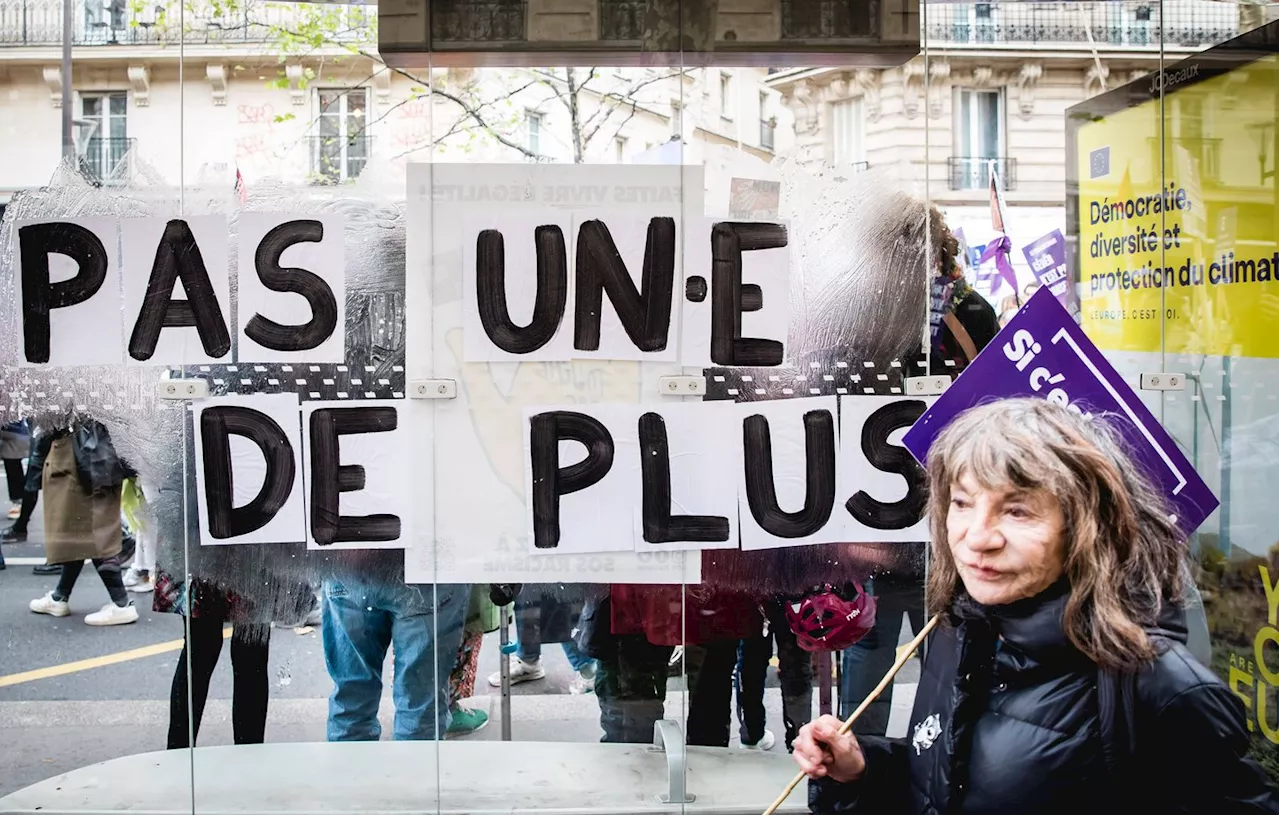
left=0, top=480, right=919, bottom=799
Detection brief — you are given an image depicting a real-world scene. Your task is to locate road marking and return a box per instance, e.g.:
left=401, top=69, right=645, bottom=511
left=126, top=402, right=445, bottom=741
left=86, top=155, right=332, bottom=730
left=0, top=627, right=231, bottom=688
left=6, top=557, right=48, bottom=566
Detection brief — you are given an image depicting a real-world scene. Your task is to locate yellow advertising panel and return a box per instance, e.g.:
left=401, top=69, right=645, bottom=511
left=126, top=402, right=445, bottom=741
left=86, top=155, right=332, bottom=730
left=1072, top=39, right=1278, bottom=359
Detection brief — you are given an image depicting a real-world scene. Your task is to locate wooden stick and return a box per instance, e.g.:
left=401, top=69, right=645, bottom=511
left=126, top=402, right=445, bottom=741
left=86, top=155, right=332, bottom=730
left=760, top=614, right=941, bottom=815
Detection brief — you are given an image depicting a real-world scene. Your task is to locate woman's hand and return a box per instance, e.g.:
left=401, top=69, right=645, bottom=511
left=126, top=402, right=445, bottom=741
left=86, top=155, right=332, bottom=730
left=792, top=715, right=867, bottom=783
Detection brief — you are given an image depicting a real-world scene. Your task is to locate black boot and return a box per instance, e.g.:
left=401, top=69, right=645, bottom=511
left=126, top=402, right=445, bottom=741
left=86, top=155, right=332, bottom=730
left=32, top=563, right=61, bottom=575
left=0, top=526, right=27, bottom=543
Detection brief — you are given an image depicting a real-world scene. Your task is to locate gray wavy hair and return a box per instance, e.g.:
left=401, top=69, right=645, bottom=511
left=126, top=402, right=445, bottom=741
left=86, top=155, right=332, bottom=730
left=925, top=398, right=1189, bottom=672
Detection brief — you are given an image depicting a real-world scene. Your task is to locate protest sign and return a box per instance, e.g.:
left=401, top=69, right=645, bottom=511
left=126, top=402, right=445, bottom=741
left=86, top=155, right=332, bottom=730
left=1021, top=229, right=1079, bottom=319
left=903, top=287, right=1219, bottom=533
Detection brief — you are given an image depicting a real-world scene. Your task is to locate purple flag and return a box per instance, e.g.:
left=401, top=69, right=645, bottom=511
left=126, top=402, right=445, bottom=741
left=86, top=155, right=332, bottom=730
left=903, top=288, right=1218, bottom=535
left=978, top=234, right=1018, bottom=293
left=1021, top=229, right=1079, bottom=319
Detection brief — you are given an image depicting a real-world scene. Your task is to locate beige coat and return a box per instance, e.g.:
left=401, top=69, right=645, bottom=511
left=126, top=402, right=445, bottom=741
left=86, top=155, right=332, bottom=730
left=41, top=436, right=121, bottom=564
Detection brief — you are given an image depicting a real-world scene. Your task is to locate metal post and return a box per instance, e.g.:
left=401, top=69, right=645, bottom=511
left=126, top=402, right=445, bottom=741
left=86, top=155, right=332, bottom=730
left=60, top=0, right=72, bottom=160
left=499, top=602, right=513, bottom=740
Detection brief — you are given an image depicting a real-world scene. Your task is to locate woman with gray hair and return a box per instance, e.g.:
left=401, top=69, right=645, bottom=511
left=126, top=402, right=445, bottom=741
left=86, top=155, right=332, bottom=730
left=793, top=398, right=1276, bottom=813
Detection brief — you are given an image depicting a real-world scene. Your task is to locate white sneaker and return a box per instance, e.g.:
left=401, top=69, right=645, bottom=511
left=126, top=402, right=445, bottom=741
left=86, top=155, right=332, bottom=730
left=123, top=568, right=154, bottom=593
left=487, top=657, right=546, bottom=687
left=7, top=503, right=20, bottom=519
left=29, top=592, right=70, bottom=617
left=740, top=728, right=777, bottom=751
left=569, top=663, right=597, bottom=695
left=85, top=602, right=138, bottom=626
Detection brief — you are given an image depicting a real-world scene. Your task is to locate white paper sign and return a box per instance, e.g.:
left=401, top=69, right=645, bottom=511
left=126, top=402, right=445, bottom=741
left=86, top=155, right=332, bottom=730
left=303, top=399, right=412, bottom=550
left=237, top=212, right=346, bottom=363
left=406, top=162, right=702, bottom=585
left=15, top=217, right=123, bottom=366
left=629, top=401, right=740, bottom=552
left=838, top=395, right=935, bottom=542
left=680, top=218, right=791, bottom=368
left=462, top=213, right=575, bottom=362
left=737, top=395, right=844, bottom=551
left=569, top=215, right=681, bottom=363
left=193, top=393, right=306, bottom=546
left=523, top=403, right=641, bottom=555
left=121, top=216, right=232, bottom=365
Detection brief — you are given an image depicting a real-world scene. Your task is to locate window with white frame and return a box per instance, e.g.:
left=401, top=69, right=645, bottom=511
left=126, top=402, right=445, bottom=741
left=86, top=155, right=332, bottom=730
left=615, top=137, right=627, bottom=163
left=79, top=92, right=128, bottom=184
left=315, top=88, right=369, bottom=184
left=526, top=111, right=542, bottom=157
left=670, top=101, right=683, bottom=139
left=830, top=97, right=865, bottom=167
left=952, top=88, right=1004, bottom=189
left=720, top=72, right=734, bottom=118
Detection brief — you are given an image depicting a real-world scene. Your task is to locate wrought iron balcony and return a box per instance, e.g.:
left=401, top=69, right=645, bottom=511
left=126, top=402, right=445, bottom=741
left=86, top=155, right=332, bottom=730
left=0, top=0, right=371, bottom=47
left=781, top=0, right=879, bottom=40
left=948, top=156, right=1016, bottom=191
left=80, top=137, right=135, bottom=186
left=927, top=2, right=1240, bottom=49
left=431, top=0, right=525, bottom=43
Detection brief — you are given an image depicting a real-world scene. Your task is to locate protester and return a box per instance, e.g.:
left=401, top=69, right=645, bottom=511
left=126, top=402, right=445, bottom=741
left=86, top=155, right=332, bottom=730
left=488, top=584, right=597, bottom=695
left=322, top=577, right=468, bottom=741
left=159, top=576, right=273, bottom=748
left=1, top=417, right=30, bottom=519
left=2, top=422, right=43, bottom=564
left=794, top=399, right=1278, bottom=813
left=447, top=583, right=501, bottom=737
left=27, top=422, right=136, bottom=625
left=734, top=598, right=813, bottom=751
left=120, top=478, right=156, bottom=593
left=928, top=208, right=999, bottom=376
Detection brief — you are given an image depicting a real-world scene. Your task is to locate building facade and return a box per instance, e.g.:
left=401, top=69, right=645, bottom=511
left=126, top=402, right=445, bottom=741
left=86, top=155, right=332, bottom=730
left=0, top=0, right=785, bottom=206
left=765, top=0, right=1273, bottom=281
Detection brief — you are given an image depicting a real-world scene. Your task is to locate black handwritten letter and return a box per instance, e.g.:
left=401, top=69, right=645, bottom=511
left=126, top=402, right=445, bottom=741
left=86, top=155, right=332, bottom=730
left=529, top=411, right=614, bottom=549
left=638, top=412, right=730, bottom=544
left=574, top=217, right=675, bottom=353
left=129, top=219, right=231, bottom=361
left=743, top=409, right=835, bottom=538
left=201, top=406, right=296, bottom=539
left=18, top=221, right=109, bottom=364
left=309, top=407, right=401, bottom=546
left=710, top=222, right=787, bottom=366
left=475, top=225, right=568, bottom=354
left=243, top=220, right=339, bottom=352
left=845, top=400, right=928, bottom=530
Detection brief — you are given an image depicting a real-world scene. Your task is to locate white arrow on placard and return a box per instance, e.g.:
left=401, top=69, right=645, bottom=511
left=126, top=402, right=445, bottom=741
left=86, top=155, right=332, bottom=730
left=1051, top=328, right=1188, bottom=496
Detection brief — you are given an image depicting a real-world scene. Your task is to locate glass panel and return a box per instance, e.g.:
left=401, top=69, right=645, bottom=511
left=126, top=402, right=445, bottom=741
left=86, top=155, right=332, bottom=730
left=3, top=2, right=1276, bottom=813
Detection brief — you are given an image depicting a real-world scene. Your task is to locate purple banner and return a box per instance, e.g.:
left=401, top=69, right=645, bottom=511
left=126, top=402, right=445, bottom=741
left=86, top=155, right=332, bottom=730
left=903, top=288, right=1218, bottom=535
left=1021, top=229, right=1080, bottom=319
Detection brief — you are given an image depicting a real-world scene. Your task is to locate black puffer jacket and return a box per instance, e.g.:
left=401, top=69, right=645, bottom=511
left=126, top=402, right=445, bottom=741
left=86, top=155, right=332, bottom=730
left=810, top=583, right=1277, bottom=814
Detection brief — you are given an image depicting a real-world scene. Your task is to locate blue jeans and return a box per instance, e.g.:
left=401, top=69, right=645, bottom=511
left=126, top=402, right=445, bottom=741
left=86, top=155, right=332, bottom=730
left=322, top=579, right=468, bottom=741
left=517, top=635, right=594, bottom=672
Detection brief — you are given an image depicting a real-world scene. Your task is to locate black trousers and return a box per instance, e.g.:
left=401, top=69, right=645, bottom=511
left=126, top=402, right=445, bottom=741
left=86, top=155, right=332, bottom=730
left=736, top=600, right=815, bottom=750
left=167, top=618, right=271, bottom=749
left=3, top=458, right=24, bottom=502
left=596, top=635, right=742, bottom=747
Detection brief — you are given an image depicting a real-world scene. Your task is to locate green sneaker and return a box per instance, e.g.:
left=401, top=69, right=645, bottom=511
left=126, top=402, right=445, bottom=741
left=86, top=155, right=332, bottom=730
left=447, top=704, right=489, bottom=737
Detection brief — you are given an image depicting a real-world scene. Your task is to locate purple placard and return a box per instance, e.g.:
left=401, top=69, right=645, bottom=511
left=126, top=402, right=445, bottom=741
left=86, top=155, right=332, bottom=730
left=1021, top=229, right=1080, bottom=319
left=903, top=288, right=1218, bottom=535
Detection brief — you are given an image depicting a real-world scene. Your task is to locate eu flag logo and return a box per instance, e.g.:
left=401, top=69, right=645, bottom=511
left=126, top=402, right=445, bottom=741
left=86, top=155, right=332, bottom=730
left=1089, top=147, right=1110, bottom=179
